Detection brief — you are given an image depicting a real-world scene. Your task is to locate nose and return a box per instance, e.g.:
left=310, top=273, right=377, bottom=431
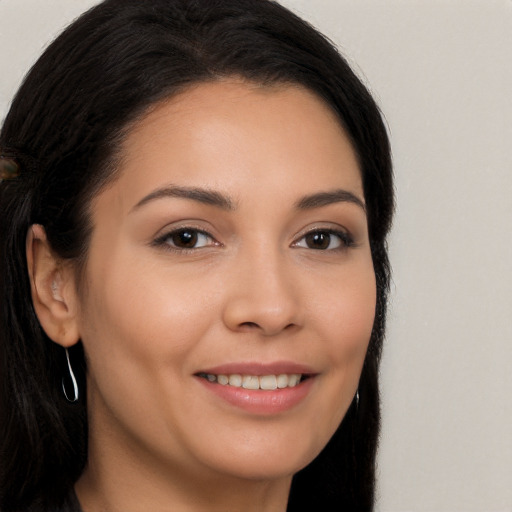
left=222, top=247, right=303, bottom=337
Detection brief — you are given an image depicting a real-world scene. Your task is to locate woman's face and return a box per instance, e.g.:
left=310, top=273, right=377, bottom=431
left=74, top=81, right=375, bottom=485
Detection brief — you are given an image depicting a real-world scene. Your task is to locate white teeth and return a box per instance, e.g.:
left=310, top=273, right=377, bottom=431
left=288, top=374, right=300, bottom=387
left=217, top=374, right=229, bottom=385
left=276, top=374, right=289, bottom=389
left=259, top=375, right=278, bottom=390
left=242, top=375, right=260, bottom=390
left=203, top=373, right=303, bottom=390
left=228, top=374, right=242, bottom=387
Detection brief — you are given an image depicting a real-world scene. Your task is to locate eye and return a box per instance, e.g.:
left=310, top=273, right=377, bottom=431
left=294, top=229, right=353, bottom=250
left=154, top=228, right=215, bottom=250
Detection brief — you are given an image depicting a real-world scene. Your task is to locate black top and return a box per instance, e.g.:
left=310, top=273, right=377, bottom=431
left=19, top=490, right=82, bottom=512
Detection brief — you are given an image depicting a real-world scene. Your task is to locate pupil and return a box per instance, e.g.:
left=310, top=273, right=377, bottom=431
left=173, top=230, right=197, bottom=248
left=306, top=232, right=330, bottom=250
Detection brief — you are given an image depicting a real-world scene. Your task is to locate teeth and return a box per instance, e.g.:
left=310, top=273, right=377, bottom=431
left=259, top=375, right=277, bottom=390
left=228, top=374, right=242, bottom=387
left=203, top=373, right=303, bottom=390
left=242, top=375, right=260, bottom=390
left=288, top=374, right=300, bottom=387
left=277, top=374, right=289, bottom=388
left=217, top=375, right=229, bottom=385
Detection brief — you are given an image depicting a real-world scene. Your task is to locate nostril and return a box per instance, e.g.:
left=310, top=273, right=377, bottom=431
left=237, top=321, right=298, bottom=336
left=240, top=321, right=259, bottom=329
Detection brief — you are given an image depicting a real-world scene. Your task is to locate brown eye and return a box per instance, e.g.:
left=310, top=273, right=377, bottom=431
left=304, top=232, right=336, bottom=250
left=294, top=229, right=352, bottom=251
left=154, top=228, right=214, bottom=250
left=171, top=230, right=199, bottom=248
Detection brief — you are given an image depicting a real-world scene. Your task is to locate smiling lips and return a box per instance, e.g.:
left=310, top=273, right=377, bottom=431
left=195, top=363, right=316, bottom=414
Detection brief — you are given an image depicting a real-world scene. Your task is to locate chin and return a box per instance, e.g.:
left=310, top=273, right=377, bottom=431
left=200, top=435, right=327, bottom=482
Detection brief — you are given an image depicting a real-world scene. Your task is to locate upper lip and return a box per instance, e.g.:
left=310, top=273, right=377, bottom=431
left=196, top=361, right=316, bottom=376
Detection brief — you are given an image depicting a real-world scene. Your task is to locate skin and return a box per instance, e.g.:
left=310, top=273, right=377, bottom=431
left=28, top=80, right=376, bottom=512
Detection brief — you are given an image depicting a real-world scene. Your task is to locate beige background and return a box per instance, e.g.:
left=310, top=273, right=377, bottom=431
left=1, top=1, right=511, bottom=510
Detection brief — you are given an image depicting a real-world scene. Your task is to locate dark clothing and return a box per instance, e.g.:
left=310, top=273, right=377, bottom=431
left=11, top=491, right=82, bottom=512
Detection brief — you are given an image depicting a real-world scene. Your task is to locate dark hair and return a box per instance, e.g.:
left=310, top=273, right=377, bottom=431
left=0, top=1, right=393, bottom=510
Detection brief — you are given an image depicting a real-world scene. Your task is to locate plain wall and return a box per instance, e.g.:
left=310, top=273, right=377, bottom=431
left=1, top=1, right=511, bottom=511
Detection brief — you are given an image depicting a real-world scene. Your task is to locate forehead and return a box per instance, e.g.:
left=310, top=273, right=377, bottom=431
left=97, top=80, right=363, bottom=214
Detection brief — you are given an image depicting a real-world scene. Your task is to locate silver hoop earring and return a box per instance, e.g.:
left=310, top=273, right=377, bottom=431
left=62, top=348, right=79, bottom=402
left=355, top=389, right=360, bottom=410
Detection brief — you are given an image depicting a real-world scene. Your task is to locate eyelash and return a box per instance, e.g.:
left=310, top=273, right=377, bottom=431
left=152, top=227, right=355, bottom=253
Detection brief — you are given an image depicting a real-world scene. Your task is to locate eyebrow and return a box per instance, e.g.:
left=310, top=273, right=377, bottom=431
left=131, top=185, right=365, bottom=214
left=131, top=185, right=235, bottom=212
left=295, top=189, right=366, bottom=212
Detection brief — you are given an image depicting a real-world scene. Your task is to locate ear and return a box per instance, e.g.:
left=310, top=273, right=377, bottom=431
left=26, top=224, right=80, bottom=347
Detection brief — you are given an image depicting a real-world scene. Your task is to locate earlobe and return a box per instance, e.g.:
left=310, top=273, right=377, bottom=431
left=26, top=224, right=80, bottom=347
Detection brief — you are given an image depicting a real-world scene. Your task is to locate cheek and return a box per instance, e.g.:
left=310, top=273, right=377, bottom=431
left=290, top=264, right=376, bottom=466
left=76, top=260, right=222, bottom=450
left=316, top=260, right=376, bottom=404
left=340, top=275, right=376, bottom=375
left=316, top=258, right=376, bottom=353
left=76, top=255, right=215, bottom=397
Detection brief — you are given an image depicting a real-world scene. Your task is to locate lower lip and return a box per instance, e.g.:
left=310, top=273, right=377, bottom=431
left=196, top=377, right=315, bottom=415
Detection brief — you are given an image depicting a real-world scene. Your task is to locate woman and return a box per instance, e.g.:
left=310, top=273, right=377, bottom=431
left=0, top=1, right=393, bottom=511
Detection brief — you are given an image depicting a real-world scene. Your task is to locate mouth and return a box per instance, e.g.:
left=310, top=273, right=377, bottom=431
left=195, top=372, right=311, bottom=390
left=194, top=362, right=317, bottom=414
